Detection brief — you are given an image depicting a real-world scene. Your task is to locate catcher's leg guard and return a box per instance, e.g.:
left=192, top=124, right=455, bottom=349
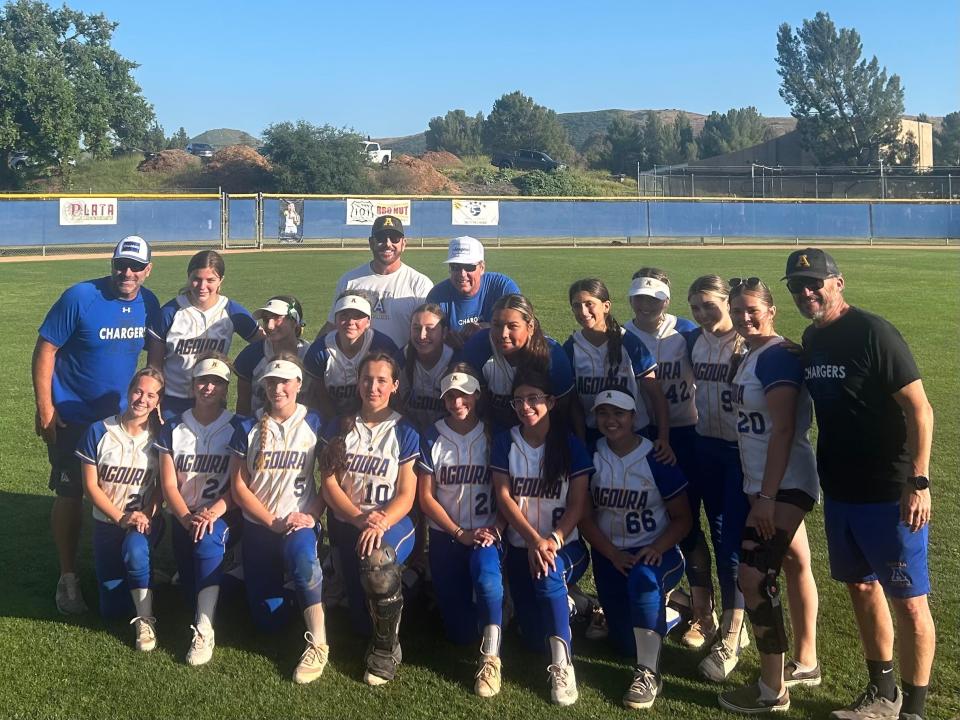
left=360, top=546, right=404, bottom=682
left=740, top=527, right=790, bottom=655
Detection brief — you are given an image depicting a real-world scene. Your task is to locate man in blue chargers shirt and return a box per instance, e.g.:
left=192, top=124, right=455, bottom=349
left=426, top=236, right=520, bottom=347
left=32, top=236, right=161, bottom=615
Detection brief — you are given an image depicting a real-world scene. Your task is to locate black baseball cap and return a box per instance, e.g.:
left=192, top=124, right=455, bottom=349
left=371, top=215, right=404, bottom=238
left=782, top=248, right=840, bottom=280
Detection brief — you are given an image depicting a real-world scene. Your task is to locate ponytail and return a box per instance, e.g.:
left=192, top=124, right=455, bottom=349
left=256, top=351, right=303, bottom=472
left=568, top=278, right=622, bottom=378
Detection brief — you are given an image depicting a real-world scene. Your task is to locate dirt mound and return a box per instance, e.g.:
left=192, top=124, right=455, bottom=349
left=419, top=150, right=462, bottom=168
left=203, top=145, right=274, bottom=192
left=137, top=149, right=200, bottom=174
left=386, top=154, right=461, bottom=194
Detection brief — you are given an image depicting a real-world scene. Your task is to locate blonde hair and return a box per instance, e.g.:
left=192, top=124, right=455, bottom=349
left=256, top=351, right=303, bottom=472
left=126, top=367, right=166, bottom=437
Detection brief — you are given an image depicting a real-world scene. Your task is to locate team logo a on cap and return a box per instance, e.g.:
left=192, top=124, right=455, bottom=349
left=440, top=371, right=480, bottom=397
left=591, top=388, right=636, bottom=412
left=333, top=293, right=372, bottom=317
left=797, top=254, right=811, bottom=268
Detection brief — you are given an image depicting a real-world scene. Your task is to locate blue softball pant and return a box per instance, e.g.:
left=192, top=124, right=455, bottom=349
left=170, top=508, right=242, bottom=600
left=241, top=521, right=323, bottom=633
left=592, top=544, right=685, bottom=657
left=92, top=516, right=165, bottom=620
left=428, top=527, right=504, bottom=645
left=504, top=538, right=589, bottom=654
left=328, top=514, right=416, bottom=636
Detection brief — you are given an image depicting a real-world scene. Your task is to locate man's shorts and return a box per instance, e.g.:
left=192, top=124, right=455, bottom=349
left=823, top=496, right=930, bottom=598
left=46, top=421, right=88, bottom=499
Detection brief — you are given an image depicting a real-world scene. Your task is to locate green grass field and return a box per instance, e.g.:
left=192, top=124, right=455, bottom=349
left=0, top=247, right=957, bottom=720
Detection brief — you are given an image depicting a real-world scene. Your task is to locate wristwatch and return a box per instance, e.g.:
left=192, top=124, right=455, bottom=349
left=908, top=475, right=930, bottom=491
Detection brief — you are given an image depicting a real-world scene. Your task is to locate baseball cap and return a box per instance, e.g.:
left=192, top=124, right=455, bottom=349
left=192, top=357, right=231, bottom=382
left=443, top=236, right=485, bottom=265
left=440, top=371, right=480, bottom=397
left=371, top=214, right=404, bottom=238
left=254, top=297, right=302, bottom=326
left=113, top=236, right=151, bottom=266
left=258, top=359, right=302, bottom=383
left=628, top=276, right=671, bottom=301
left=333, top=294, right=372, bottom=317
left=591, top=389, right=637, bottom=413
left=782, top=248, right=840, bottom=280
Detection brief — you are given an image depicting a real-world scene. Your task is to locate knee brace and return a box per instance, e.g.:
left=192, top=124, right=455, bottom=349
left=741, top=527, right=790, bottom=655
left=360, top=546, right=403, bottom=652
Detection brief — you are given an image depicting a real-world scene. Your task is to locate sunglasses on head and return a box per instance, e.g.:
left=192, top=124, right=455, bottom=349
left=450, top=263, right=478, bottom=273
left=113, top=259, right=148, bottom=273
left=786, top=277, right=826, bottom=294
left=728, top=276, right=764, bottom=290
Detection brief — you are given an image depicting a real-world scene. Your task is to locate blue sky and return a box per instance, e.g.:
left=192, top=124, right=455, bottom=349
left=69, top=0, right=958, bottom=140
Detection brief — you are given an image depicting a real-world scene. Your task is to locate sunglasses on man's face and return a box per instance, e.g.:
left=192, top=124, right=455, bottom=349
left=786, top=277, right=826, bottom=294
left=113, top=259, right=148, bottom=273
left=373, top=233, right=403, bottom=245
left=450, top=263, right=478, bottom=273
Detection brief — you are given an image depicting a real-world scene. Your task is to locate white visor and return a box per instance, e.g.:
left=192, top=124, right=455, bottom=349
left=591, top=389, right=637, bottom=413
left=258, top=359, right=302, bottom=383
left=440, top=372, right=481, bottom=397
left=628, top=276, right=671, bottom=301
left=333, top=294, right=372, bottom=318
left=254, top=298, right=301, bottom=325
left=192, top=358, right=231, bottom=382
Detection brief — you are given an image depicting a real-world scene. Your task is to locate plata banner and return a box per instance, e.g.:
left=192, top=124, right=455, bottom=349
left=278, top=198, right=304, bottom=243
left=346, top=198, right=412, bottom=227
left=452, top=199, right=499, bottom=226
left=59, top=198, right=118, bottom=225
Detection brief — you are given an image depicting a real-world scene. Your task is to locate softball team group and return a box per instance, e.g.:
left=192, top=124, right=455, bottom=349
left=71, top=247, right=825, bottom=713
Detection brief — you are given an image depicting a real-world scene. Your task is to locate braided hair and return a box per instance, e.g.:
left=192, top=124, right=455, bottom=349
left=256, top=351, right=303, bottom=472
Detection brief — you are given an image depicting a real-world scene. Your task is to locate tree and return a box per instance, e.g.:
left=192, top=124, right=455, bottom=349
left=776, top=11, right=905, bottom=165
left=167, top=127, right=189, bottom=150
left=934, top=112, right=960, bottom=166
left=603, top=115, right=644, bottom=173
left=143, top=123, right=166, bottom=153
left=698, top=107, right=769, bottom=159
left=424, top=109, right=484, bottom=156
left=481, top=91, right=574, bottom=161
left=667, top=113, right=698, bottom=164
left=262, top=121, right=369, bottom=194
left=641, top=112, right=666, bottom=168
left=0, top=0, right=154, bottom=164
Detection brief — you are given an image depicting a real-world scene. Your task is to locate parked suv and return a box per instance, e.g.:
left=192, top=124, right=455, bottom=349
left=491, top=149, right=565, bottom=171
left=185, top=143, right=215, bottom=158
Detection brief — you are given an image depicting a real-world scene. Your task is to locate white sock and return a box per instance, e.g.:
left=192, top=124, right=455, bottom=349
left=633, top=628, right=661, bottom=671
left=722, top=608, right=745, bottom=646
left=758, top=678, right=783, bottom=701
left=195, top=586, right=219, bottom=632
left=548, top=635, right=571, bottom=667
left=60, top=572, right=78, bottom=582
left=480, top=624, right=501, bottom=657
left=303, top=603, right=327, bottom=645
left=791, top=658, right=817, bottom=673
left=131, top=588, right=152, bottom=618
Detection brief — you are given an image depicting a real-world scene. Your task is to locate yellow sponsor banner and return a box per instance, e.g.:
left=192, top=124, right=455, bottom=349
left=346, top=198, right=412, bottom=226
left=59, top=197, right=118, bottom=225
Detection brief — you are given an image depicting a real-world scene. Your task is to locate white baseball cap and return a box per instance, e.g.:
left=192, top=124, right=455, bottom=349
left=591, top=389, right=637, bottom=413
left=333, top=294, right=372, bottom=317
left=113, top=236, right=151, bottom=265
left=628, top=276, right=671, bottom=301
left=258, top=359, right=302, bottom=383
left=443, top=236, right=485, bottom=265
left=192, top=357, right=231, bottom=382
left=254, top=298, right=302, bottom=325
left=440, top=371, right=481, bottom=397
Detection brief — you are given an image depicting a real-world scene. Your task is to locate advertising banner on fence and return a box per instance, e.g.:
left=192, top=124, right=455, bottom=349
left=346, top=199, right=412, bottom=227
left=59, top=198, right=118, bottom=225
left=278, top=198, right=304, bottom=243
left=452, top=199, right=499, bottom=226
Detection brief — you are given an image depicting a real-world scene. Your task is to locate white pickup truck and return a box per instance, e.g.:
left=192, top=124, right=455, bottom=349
left=361, top=141, right=392, bottom=165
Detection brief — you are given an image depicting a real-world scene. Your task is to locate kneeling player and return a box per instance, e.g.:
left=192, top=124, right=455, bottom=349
left=319, top=352, right=419, bottom=686
left=579, top=389, right=691, bottom=710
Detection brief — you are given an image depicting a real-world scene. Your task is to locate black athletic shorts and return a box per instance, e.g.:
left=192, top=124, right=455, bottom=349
left=46, top=421, right=88, bottom=499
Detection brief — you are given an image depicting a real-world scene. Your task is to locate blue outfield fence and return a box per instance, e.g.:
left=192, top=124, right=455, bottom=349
left=0, top=195, right=957, bottom=252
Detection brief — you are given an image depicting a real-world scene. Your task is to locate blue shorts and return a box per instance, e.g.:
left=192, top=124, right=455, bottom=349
left=823, top=497, right=930, bottom=598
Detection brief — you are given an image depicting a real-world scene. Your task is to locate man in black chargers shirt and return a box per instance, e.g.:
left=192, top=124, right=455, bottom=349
left=783, top=248, right=935, bottom=720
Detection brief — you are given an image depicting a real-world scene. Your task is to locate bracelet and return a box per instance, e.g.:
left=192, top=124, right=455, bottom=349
left=493, top=526, right=503, bottom=543
left=454, top=527, right=465, bottom=538
left=757, top=492, right=776, bottom=501
left=549, top=531, right=563, bottom=548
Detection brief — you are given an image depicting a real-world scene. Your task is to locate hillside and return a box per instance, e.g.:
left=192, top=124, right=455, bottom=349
left=376, top=109, right=798, bottom=155
left=190, top=128, right=261, bottom=148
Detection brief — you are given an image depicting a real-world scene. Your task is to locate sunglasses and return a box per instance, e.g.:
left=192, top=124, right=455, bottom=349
left=509, top=393, right=549, bottom=410
left=450, top=263, right=478, bottom=273
left=113, top=259, right=148, bottom=273
left=373, top=233, right=403, bottom=245
left=728, top=276, right=764, bottom=290
left=786, top=277, right=826, bottom=294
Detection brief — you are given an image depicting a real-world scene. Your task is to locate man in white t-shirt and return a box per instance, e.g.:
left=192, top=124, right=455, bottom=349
left=322, top=215, right=433, bottom=347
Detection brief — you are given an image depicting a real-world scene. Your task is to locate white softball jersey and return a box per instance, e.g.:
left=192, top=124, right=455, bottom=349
left=689, top=327, right=743, bottom=441
left=731, top=338, right=819, bottom=499
left=590, top=437, right=687, bottom=550
left=624, top=314, right=699, bottom=428
left=401, top=344, right=454, bottom=432
left=490, top=427, right=593, bottom=548
left=234, top=338, right=312, bottom=417
left=321, top=411, right=420, bottom=518
left=155, top=409, right=241, bottom=511
left=228, top=404, right=324, bottom=525
left=149, top=294, right=258, bottom=399
left=417, top=419, right=495, bottom=531
left=76, top=415, right=159, bottom=523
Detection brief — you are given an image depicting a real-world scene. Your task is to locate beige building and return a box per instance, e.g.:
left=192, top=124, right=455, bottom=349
left=897, top=119, right=933, bottom=169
